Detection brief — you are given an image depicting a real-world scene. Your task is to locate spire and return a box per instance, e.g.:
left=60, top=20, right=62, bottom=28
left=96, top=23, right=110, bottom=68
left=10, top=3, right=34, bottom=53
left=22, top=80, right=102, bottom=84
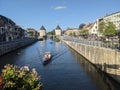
left=40, top=25, right=46, bottom=30
left=56, top=25, right=61, bottom=30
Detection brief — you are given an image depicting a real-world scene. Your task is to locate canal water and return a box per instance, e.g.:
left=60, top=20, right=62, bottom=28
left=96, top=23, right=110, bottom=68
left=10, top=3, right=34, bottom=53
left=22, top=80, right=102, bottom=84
left=0, top=39, right=120, bottom=90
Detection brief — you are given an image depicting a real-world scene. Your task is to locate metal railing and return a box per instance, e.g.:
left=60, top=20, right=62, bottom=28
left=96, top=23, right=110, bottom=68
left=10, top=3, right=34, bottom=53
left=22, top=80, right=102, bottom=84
left=63, top=36, right=120, bottom=50
left=0, top=37, right=36, bottom=45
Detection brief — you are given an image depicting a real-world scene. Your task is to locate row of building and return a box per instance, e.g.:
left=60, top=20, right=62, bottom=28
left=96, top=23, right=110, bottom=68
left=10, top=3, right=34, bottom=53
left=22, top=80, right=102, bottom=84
left=0, top=15, right=25, bottom=42
left=39, top=11, right=120, bottom=38
left=65, top=11, right=120, bottom=37
left=0, top=15, right=62, bottom=42
left=1, top=11, right=120, bottom=42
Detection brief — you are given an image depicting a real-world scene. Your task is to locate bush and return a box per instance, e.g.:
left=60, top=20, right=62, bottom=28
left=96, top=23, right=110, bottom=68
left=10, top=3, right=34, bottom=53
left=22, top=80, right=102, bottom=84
left=0, top=64, right=42, bottom=90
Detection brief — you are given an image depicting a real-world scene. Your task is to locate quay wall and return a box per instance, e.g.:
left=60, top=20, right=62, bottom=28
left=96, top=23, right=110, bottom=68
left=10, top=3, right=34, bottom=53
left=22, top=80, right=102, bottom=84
left=0, top=38, right=37, bottom=56
left=63, top=40, right=120, bottom=83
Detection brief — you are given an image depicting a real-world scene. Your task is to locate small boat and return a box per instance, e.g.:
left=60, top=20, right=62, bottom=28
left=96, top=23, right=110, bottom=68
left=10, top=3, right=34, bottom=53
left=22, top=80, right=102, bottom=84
left=43, top=52, right=52, bottom=65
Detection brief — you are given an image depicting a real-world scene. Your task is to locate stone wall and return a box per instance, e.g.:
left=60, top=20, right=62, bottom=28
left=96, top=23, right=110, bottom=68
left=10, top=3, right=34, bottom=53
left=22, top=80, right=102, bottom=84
left=63, top=40, right=120, bottom=83
left=0, top=38, right=37, bottom=56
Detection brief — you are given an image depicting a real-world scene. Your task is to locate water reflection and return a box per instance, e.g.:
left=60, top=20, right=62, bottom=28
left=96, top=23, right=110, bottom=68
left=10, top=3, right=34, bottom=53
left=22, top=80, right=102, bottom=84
left=69, top=48, right=120, bottom=90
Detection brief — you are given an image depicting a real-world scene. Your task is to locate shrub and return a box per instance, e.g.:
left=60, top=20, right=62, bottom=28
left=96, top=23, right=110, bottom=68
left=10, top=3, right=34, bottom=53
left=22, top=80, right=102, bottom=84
left=0, top=64, right=42, bottom=90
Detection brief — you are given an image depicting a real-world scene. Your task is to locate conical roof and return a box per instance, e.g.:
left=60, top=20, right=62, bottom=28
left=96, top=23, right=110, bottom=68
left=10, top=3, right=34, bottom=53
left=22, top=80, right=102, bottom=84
left=40, top=25, right=46, bottom=30
left=56, top=25, right=61, bottom=30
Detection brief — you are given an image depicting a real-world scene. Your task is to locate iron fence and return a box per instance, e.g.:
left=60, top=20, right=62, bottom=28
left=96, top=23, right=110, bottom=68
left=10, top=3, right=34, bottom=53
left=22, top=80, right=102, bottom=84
left=63, top=36, right=120, bottom=51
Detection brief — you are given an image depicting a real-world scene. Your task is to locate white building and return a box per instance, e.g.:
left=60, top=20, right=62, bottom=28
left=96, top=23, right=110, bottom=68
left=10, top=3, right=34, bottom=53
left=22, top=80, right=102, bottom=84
left=89, top=11, right=120, bottom=37
left=103, top=11, right=120, bottom=31
left=89, top=18, right=103, bottom=36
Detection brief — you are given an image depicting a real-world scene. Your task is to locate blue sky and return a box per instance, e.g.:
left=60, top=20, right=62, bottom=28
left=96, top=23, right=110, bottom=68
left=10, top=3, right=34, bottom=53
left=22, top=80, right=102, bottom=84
left=0, top=0, right=120, bottom=32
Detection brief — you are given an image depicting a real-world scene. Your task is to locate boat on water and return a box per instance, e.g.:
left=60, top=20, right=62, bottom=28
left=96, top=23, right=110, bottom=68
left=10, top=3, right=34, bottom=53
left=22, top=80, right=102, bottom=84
left=43, top=52, right=52, bottom=65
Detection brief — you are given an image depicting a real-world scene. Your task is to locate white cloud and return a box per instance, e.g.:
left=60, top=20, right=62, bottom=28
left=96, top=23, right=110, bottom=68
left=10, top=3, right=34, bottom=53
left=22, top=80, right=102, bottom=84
left=55, top=6, right=67, bottom=10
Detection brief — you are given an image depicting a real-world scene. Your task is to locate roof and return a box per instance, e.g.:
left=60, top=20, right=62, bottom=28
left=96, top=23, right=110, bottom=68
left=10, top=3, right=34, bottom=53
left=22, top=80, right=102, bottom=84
left=40, top=25, right=46, bottom=30
left=0, top=15, right=16, bottom=26
left=66, top=27, right=78, bottom=30
left=56, top=25, right=61, bottom=30
left=104, top=11, right=120, bottom=17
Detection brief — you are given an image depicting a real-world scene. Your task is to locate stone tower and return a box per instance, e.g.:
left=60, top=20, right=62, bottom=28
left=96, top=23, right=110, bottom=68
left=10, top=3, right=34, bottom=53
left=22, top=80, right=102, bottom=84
left=55, top=25, right=62, bottom=36
left=39, top=25, right=46, bottom=37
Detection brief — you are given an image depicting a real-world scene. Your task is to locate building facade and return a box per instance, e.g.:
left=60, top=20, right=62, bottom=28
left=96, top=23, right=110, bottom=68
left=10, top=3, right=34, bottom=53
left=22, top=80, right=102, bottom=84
left=26, top=28, right=38, bottom=38
left=89, top=19, right=103, bottom=36
left=88, top=11, right=120, bottom=37
left=103, top=11, right=120, bottom=31
left=0, top=15, right=25, bottom=42
left=65, top=28, right=79, bottom=36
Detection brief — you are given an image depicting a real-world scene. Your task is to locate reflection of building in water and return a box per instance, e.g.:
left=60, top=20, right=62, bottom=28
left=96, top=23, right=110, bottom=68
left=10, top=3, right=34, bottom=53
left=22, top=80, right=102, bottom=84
left=55, top=42, right=61, bottom=51
left=69, top=48, right=119, bottom=90
left=40, top=40, right=46, bottom=47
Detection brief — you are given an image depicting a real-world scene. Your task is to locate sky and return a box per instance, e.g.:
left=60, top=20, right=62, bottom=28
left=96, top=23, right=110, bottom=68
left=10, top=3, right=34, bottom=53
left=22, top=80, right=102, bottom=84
left=0, top=0, right=120, bottom=32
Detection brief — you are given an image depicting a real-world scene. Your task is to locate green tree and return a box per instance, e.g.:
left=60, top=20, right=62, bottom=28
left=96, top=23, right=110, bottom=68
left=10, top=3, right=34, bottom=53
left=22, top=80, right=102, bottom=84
left=98, top=21, right=105, bottom=34
left=73, top=32, right=76, bottom=36
left=104, top=22, right=116, bottom=36
left=69, top=32, right=73, bottom=36
left=80, top=29, right=89, bottom=36
left=28, top=31, right=34, bottom=36
left=79, top=23, right=85, bottom=29
left=99, top=21, right=116, bottom=36
left=47, top=29, right=55, bottom=35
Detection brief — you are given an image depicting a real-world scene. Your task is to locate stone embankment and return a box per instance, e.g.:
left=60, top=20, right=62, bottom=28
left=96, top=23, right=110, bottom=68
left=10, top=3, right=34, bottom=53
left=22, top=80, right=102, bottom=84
left=63, top=40, right=120, bottom=83
left=0, top=38, right=37, bottom=56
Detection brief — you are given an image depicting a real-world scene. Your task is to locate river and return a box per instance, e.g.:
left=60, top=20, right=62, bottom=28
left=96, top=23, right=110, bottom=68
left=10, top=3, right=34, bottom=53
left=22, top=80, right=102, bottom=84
left=0, top=39, right=120, bottom=90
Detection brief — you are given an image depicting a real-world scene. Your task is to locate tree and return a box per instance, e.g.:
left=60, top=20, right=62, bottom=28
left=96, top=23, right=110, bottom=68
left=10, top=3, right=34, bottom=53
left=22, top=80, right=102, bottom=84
left=104, top=22, right=116, bottom=36
left=28, top=31, right=34, bottom=36
left=47, top=29, right=55, bottom=35
left=79, top=23, right=86, bottom=29
left=80, top=29, right=89, bottom=36
left=73, top=32, right=76, bottom=36
left=98, top=21, right=105, bottom=34
left=99, top=21, right=116, bottom=36
left=69, top=32, right=73, bottom=36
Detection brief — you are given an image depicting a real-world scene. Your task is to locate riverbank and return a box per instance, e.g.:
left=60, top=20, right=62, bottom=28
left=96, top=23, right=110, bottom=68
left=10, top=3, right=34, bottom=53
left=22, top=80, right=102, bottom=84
left=0, top=38, right=37, bottom=56
left=63, top=40, right=120, bottom=84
